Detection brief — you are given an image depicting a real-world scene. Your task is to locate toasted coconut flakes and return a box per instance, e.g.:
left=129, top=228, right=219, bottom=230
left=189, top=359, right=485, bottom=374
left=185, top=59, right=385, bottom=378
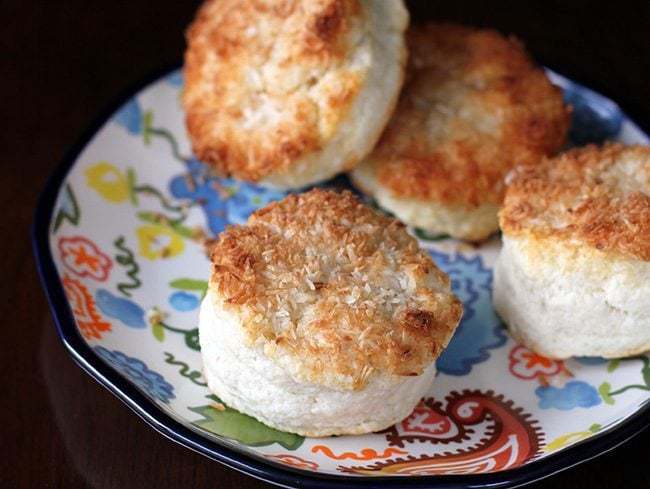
left=501, top=144, right=650, bottom=260
left=209, top=189, right=463, bottom=390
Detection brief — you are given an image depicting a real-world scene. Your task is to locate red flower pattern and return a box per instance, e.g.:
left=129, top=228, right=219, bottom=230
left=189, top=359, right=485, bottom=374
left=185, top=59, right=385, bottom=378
left=59, top=236, right=112, bottom=281
left=509, top=345, right=564, bottom=380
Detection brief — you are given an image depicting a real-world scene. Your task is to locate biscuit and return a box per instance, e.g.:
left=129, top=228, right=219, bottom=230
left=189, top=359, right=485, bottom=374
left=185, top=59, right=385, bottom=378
left=494, top=144, right=650, bottom=358
left=350, top=23, right=570, bottom=240
left=183, top=0, right=408, bottom=189
left=199, top=189, right=463, bottom=435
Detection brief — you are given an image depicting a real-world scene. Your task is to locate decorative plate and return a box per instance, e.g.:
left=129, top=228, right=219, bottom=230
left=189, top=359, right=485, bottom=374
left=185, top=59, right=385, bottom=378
left=34, top=66, right=650, bottom=488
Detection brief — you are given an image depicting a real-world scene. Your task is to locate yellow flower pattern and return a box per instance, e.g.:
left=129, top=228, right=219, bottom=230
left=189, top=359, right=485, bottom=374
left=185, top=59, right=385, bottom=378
left=136, top=224, right=184, bottom=260
left=86, top=162, right=130, bottom=203
left=544, top=424, right=601, bottom=452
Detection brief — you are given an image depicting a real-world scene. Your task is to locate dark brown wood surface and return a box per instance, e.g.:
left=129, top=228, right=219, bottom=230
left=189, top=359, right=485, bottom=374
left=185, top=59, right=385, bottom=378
left=2, top=1, right=649, bottom=487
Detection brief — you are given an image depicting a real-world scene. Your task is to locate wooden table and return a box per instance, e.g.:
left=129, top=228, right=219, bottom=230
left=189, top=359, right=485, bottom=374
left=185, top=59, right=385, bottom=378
left=3, top=1, right=649, bottom=487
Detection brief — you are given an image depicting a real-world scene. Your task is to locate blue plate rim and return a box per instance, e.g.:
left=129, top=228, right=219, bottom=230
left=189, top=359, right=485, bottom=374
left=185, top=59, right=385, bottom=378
left=32, top=62, right=650, bottom=489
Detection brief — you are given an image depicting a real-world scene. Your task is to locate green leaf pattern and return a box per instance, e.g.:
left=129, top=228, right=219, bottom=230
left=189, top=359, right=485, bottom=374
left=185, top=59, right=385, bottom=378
left=190, top=395, right=304, bottom=450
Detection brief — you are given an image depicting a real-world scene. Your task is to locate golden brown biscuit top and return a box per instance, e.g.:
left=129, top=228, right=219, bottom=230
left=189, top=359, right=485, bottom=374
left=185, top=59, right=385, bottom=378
left=500, top=143, right=650, bottom=261
left=368, top=23, right=570, bottom=207
left=183, top=0, right=372, bottom=182
left=209, top=189, right=462, bottom=390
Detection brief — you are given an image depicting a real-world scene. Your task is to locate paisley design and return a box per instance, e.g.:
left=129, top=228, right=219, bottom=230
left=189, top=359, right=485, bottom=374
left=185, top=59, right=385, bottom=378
left=382, top=398, right=472, bottom=446
left=341, top=390, right=542, bottom=475
left=42, top=66, right=650, bottom=481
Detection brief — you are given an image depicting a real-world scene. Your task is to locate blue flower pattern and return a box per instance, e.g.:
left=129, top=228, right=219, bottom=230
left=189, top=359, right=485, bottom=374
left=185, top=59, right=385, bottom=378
left=169, top=158, right=228, bottom=234
left=113, top=98, right=143, bottom=135
left=94, top=346, right=175, bottom=403
left=225, top=182, right=287, bottom=225
left=95, top=289, right=146, bottom=329
left=169, top=158, right=286, bottom=235
left=432, top=251, right=508, bottom=376
left=168, top=159, right=507, bottom=378
left=536, top=381, right=601, bottom=410
left=169, top=291, right=200, bottom=312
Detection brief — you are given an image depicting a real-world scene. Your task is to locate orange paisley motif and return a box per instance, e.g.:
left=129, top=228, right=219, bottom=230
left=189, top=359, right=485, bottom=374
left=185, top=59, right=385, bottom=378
left=340, top=390, right=542, bottom=476
left=62, top=274, right=111, bottom=339
left=311, top=446, right=407, bottom=461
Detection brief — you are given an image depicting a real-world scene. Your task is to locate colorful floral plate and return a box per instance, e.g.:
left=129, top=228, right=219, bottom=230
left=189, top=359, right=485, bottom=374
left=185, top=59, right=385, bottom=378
left=34, top=66, right=649, bottom=488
